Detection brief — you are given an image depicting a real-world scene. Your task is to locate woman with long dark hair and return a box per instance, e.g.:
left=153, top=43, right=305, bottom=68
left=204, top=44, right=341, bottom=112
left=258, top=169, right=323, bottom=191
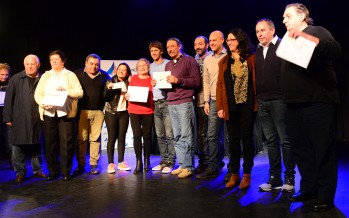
left=104, top=63, right=132, bottom=173
left=216, top=28, right=257, bottom=189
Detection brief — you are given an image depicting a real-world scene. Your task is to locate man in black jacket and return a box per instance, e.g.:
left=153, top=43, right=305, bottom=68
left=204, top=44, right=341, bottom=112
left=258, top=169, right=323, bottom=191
left=73, top=54, right=110, bottom=175
left=3, top=55, right=46, bottom=183
left=255, top=18, right=296, bottom=193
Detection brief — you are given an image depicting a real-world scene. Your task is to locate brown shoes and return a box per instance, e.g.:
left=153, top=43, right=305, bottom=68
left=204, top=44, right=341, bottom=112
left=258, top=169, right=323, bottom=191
left=16, top=174, right=25, bottom=183
left=34, top=171, right=47, bottom=178
left=178, top=169, right=193, bottom=179
left=226, top=174, right=241, bottom=188
left=171, top=167, right=184, bottom=175
left=225, top=174, right=251, bottom=189
left=239, top=174, right=251, bottom=189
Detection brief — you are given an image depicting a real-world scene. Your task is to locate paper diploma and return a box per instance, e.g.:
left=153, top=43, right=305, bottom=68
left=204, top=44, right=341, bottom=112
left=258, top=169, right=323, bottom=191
left=276, top=32, right=316, bottom=69
left=112, top=82, right=127, bottom=92
left=127, top=86, right=149, bottom=103
left=112, top=82, right=125, bottom=89
left=153, top=71, right=172, bottom=89
left=42, top=91, right=68, bottom=107
left=0, top=91, right=5, bottom=106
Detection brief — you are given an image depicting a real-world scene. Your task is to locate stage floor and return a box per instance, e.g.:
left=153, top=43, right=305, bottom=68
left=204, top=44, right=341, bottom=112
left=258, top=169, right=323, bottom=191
left=0, top=142, right=348, bottom=218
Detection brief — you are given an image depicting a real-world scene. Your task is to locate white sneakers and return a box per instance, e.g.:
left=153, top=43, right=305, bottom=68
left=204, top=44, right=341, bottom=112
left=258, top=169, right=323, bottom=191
left=117, top=162, right=131, bottom=171
left=107, top=163, right=116, bottom=174
left=152, top=161, right=173, bottom=174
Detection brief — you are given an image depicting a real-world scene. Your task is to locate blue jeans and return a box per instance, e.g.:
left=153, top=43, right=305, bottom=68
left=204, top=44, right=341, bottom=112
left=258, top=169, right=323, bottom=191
left=154, top=100, right=175, bottom=163
left=168, top=102, right=195, bottom=171
left=207, top=100, right=224, bottom=170
left=258, top=99, right=295, bottom=179
left=12, top=144, right=43, bottom=176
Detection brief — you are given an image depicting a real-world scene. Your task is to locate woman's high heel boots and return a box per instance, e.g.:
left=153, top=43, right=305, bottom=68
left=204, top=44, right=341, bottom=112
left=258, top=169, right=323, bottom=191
left=133, top=159, right=143, bottom=174
left=144, top=158, right=151, bottom=171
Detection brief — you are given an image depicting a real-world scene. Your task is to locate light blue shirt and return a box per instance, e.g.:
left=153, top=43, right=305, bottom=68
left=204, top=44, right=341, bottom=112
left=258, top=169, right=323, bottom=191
left=150, top=59, right=170, bottom=100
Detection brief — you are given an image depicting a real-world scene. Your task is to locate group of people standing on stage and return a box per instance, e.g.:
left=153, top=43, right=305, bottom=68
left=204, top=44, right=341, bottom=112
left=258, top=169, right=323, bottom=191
left=0, top=3, right=341, bottom=212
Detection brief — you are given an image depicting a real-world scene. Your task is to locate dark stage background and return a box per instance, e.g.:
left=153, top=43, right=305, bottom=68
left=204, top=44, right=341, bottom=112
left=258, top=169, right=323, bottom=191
left=1, top=0, right=348, bottom=140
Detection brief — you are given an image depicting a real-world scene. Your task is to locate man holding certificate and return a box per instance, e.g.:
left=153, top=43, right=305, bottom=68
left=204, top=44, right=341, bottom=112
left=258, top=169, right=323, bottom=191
left=165, top=37, right=201, bottom=179
left=0, top=63, right=12, bottom=169
left=149, top=41, right=175, bottom=174
left=280, top=3, right=341, bottom=212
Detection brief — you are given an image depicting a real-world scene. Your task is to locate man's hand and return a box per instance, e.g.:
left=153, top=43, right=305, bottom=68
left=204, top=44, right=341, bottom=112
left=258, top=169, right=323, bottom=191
left=204, top=102, right=210, bottom=115
left=167, top=75, right=179, bottom=84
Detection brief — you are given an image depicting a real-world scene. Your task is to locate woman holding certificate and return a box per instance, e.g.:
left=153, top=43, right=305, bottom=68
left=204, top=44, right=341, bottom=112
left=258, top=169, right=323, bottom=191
left=125, top=58, right=154, bottom=174
left=34, top=50, right=83, bottom=181
left=104, top=63, right=132, bottom=173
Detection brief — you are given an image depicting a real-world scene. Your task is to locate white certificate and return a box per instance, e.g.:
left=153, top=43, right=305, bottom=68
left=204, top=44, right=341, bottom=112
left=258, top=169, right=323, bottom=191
left=112, top=82, right=126, bottom=90
left=42, top=91, right=68, bottom=107
left=0, top=91, right=5, bottom=106
left=153, top=71, right=172, bottom=89
left=127, top=86, right=149, bottom=103
left=276, top=32, right=316, bottom=69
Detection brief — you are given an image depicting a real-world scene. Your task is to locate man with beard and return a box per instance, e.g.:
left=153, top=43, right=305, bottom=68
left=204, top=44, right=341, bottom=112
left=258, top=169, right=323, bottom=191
left=165, top=37, right=201, bottom=178
left=193, top=35, right=211, bottom=174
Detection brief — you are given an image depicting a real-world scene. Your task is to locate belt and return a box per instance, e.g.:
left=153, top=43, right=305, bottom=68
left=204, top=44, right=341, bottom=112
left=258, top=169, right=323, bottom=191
left=154, top=99, right=167, bottom=103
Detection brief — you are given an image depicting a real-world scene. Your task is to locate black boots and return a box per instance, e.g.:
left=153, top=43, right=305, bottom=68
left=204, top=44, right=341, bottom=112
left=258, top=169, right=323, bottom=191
left=144, top=158, right=151, bottom=171
left=133, top=159, right=143, bottom=174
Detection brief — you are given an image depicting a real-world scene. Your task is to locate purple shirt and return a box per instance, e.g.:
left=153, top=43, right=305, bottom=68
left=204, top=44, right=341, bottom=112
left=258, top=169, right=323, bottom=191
left=165, top=54, right=201, bottom=105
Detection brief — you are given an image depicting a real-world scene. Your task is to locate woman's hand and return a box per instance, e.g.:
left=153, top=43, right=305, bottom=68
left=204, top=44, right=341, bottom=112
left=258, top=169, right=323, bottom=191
left=218, top=109, right=225, bottom=119
left=151, top=78, right=157, bottom=87
left=125, top=93, right=130, bottom=100
left=107, top=83, right=114, bottom=89
left=42, top=104, right=53, bottom=110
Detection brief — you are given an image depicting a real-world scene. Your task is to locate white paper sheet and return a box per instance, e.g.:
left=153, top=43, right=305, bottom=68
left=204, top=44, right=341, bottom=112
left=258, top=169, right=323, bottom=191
left=153, top=71, right=172, bottom=89
left=127, top=86, right=149, bottom=103
left=112, top=82, right=126, bottom=92
left=0, top=91, right=5, bottom=106
left=276, top=32, right=316, bottom=69
left=42, top=91, right=68, bottom=107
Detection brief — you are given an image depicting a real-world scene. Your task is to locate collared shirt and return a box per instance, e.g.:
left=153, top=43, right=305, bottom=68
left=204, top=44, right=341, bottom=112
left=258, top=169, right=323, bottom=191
left=203, top=48, right=227, bottom=101
left=150, top=59, right=169, bottom=101
left=259, top=35, right=278, bottom=58
left=195, top=51, right=212, bottom=107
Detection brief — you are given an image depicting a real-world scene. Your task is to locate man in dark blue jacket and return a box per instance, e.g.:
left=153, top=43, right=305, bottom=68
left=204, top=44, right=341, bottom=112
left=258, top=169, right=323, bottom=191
left=3, top=55, right=46, bottom=183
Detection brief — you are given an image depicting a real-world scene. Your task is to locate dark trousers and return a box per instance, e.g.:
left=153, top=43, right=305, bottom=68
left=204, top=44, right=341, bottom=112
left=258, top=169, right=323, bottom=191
left=226, top=104, right=256, bottom=174
left=287, top=102, right=337, bottom=203
left=129, top=114, right=154, bottom=160
left=0, top=122, right=11, bottom=159
left=43, top=115, right=74, bottom=177
left=105, top=111, right=129, bottom=163
left=196, top=107, right=208, bottom=165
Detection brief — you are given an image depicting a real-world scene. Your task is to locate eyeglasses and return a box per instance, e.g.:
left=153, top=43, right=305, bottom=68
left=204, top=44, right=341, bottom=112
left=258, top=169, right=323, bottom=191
left=226, top=38, right=237, bottom=43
